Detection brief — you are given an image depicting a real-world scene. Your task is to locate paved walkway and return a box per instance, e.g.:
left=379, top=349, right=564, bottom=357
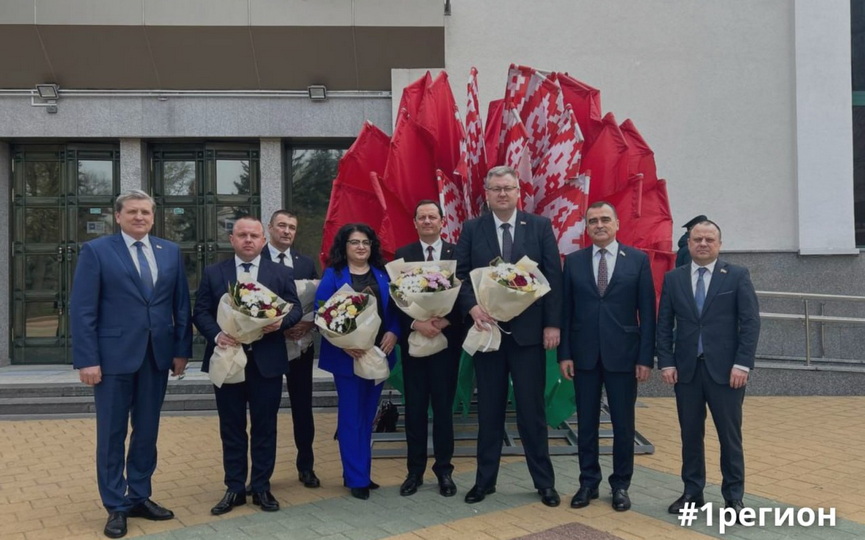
left=1, top=371, right=863, bottom=539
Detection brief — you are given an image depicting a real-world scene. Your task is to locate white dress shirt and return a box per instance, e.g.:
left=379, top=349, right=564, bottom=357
left=592, top=240, right=619, bottom=285
left=235, top=254, right=262, bottom=282
left=420, top=238, right=443, bottom=261
left=492, top=211, right=517, bottom=256
left=121, top=231, right=158, bottom=284
left=267, top=244, right=293, bottom=268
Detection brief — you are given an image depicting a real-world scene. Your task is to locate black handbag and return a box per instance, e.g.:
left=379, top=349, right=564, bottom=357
left=373, top=393, right=399, bottom=433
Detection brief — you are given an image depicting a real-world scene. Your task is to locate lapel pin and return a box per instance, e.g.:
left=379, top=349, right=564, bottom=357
left=619, top=250, right=626, bottom=257
left=520, top=221, right=527, bottom=225
left=720, top=268, right=727, bottom=274
left=155, top=244, right=163, bottom=249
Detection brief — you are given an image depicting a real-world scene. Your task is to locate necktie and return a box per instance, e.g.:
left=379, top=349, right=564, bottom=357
left=133, top=241, right=154, bottom=297
left=240, top=262, right=252, bottom=278
left=500, top=223, right=513, bottom=262
left=696, top=267, right=708, bottom=354
left=597, top=248, right=608, bottom=296
left=426, top=245, right=435, bottom=261
left=278, top=253, right=287, bottom=266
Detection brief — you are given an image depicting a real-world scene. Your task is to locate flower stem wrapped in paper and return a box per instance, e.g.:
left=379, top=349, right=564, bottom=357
left=315, top=284, right=389, bottom=384
left=285, top=279, right=319, bottom=361
left=386, top=259, right=462, bottom=357
left=210, top=280, right=292, bottom=387
left=463, top=256, right=552, bottom=354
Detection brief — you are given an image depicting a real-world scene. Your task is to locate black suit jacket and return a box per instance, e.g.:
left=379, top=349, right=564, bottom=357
left=656, top=259, right=760, bottom=385
left=455, top=211, right=563, bottom=345
left=393, top=240, right=461, bottom=347
left=559, top=244, right=656, bottom=372
left=193, top=258, right=302, bottom=378
left=261, top=246, right=318, bottom=280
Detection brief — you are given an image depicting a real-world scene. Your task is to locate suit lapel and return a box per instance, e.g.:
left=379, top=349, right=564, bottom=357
left=677, top=266, right=700, bottom=319
left=510, top=211, right=528, bottom=263
left=151, top=237, right=171, bottom=296
left=480, top=214, right=500, bottom=263
left=441, top=242, right=456, bottom=261
left=580, top=248, right=600, bottom=297
left=219, top=258, right=237, bottom=290
left=110, top=234, right=150, bottom=301
left=604, top=245, right=627, bottom=293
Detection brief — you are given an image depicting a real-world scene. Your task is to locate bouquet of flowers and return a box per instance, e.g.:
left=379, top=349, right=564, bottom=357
left=385, top=259, right=462, bottom=357
left=209, top=280, right=292, bottom=387
left=315, top=283, right=389, bottom=384
left=463, top=255, right=552, bottom=354
left=285, top=279, right=319, bottom=361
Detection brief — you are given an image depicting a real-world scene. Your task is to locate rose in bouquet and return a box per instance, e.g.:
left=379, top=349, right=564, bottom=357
left=285, top=279, right=319, bottom=361
left=209, top=280, right=292, bottom=387
left=315, top=283, right=389, bottom=384
left=463, top=255, right=552, bottom=355
left=385, top=259, right=462, bottom=357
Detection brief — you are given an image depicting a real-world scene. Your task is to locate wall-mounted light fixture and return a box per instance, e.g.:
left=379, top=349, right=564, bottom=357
left=32, top=83, right=60, bottom=113
left=307, top=85, right=327, bottom=101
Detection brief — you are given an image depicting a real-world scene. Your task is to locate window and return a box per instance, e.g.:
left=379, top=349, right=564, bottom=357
left=853, top=0, right=865, bottom=245
left=286, top=143, right=352, bottom=273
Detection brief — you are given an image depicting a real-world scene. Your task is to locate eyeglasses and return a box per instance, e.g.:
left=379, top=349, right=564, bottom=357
left=347, top=239, right=371, bottom=247
left=485, top=186, right=519, bottom=194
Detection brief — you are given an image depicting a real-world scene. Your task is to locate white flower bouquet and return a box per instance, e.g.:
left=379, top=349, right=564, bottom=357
left=285, top=279, right=319, bottom=361
left=463, top=255, right=552, bottom=354
left=385, top=259, right=462, bottom=357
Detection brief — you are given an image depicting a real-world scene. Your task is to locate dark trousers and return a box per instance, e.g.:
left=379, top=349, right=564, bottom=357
left=286, top=345, right=315, bottom=472
left=674, top=357, right=746, bottom=500
left=333, top=373, right=383, bottom=488
left=473, top=334, right=554, bottom=490
left=575, top=364, right=637, bottom=490
left=93, top=344, right=168, bottom=512
left=213, top=354, right=283, bottom=493
left=402, top=344, right=460, bottom=478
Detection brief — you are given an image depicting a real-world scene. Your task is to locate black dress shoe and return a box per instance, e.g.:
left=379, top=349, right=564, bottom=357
left=104, top=512, right=127, bottom=538
left=350, top=487, right=370, bottom=500
left=437, top=473, right=457, bottom=497
left=464, top=485, right=496, bottom=504
left=538, top=487, right=561, bottom=507
left=570, top=486, right=599, bottom=508
left=400, top=474, right=423, bottom=496
left=128, top=499, right=174, bottom=521
left=210, top=491, right=246, bottom=516
left=299, top=470, right=321, bottom=488
left=368, top=480, right=380, bottom=490
left=725, top=499, right=745, bottom=523
left=668, top=493, right=705, bottom=514
left=612, top=489, right=631, bottom=511
left=252, top=491, right=280, bottom=512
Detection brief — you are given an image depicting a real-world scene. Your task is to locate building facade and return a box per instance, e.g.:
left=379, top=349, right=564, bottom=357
left=0, top=0, right=861, bottom=365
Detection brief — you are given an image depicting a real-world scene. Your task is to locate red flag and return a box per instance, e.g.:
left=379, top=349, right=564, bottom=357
left=537, top=176, right=590, bottom=256
left=645, top=248, right=676, bottom=310
left=605, top=174, right=644, bottom=246
left=521, top=71, right=565, bottom=172
left=620, top=119, right=658, bottom=189
left=558, top=72, right=603, bottom=150
left=532, top=105, right=583, bottom=208
left=580, top=112, right=630, bottom=203
left=319, top=122, right=392, bottom=267
left=484, top=98, right=505, bottom=171
left=398, top=71, right=431, bottom=117
left=436, top=169, right=467, bottom=243
left=416, top=71, right=467, bottom=180
left=379, top=108, right=438, bottom=250
left=465, top=67, right=487, bottom=218
left=501, top=106, right=533, bottom=211
left=629, top=179, right=674, bottom=252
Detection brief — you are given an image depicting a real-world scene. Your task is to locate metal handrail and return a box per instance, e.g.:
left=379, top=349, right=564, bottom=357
left=756, top=290, right=865, bottom=367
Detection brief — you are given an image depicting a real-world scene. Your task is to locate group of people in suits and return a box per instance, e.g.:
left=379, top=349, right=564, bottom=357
left=72, top=170, right=760, bottom=538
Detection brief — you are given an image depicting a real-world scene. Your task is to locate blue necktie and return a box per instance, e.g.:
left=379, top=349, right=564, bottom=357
left=696, top=267, right=707, bottom=354
left=133, top=241, right=154, bottom=297
left=241, top=262, right=252, bottom=274
left=500, top=223, right=513, bottom=262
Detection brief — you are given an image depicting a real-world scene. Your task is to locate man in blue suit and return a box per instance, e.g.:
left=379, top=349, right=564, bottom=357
left=558, top=201, right=656, bottom=512
left=657, top=220, right=760, bottom=520
left=455, top=166, right=563, bottom=507
left=262, top=210, right=320, bottom=489
left=71, top=190, right=192, bottom=539
left=193, top=216, right=302, bottom=516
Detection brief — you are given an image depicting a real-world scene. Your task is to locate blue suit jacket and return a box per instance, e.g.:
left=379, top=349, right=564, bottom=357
left=558, top=244, right=656, bottom=372
left=70, top=234, right=193, bottom=374
left=260, top=246, right=318, bottom=280
left=315, top=266, right=400, bottom=376
left=455, top=211, right=563, bottom=345
left=656, top=259, right=760, bottom=385
left=193, top=258, right=302, bottom=379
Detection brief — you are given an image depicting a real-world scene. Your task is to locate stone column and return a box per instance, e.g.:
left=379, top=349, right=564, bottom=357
left=0, top=142, right=11, bottom=365
left=119, top=139, right=147, bottom=192
left=259, top=138, right=284, bottom=224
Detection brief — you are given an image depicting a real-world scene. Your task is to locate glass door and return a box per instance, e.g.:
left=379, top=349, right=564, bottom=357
left=11, top=146, right=119, bottom=364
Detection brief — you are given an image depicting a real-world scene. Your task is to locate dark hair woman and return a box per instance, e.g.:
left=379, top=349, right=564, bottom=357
left=315, top=223, right=399, bottom=500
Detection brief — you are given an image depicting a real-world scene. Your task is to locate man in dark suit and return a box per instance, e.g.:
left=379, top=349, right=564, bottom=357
left=262, top=210, right=320, bottom=489
left=558, top=201, right=656, bottom=512
left=657, top=220, right=760, bottom=519
left=71, top=190, right=192, bottom=539
left=395, top=200, right=461, bottom=498
left=193, top=216, right=302, bottom=516
left=455, top=166, right=563, bottom=507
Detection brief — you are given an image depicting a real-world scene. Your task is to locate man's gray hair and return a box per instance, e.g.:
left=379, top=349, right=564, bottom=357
left=485, top=165, right=519, bottom=186
left=114, top=189, right=156, bottom=213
